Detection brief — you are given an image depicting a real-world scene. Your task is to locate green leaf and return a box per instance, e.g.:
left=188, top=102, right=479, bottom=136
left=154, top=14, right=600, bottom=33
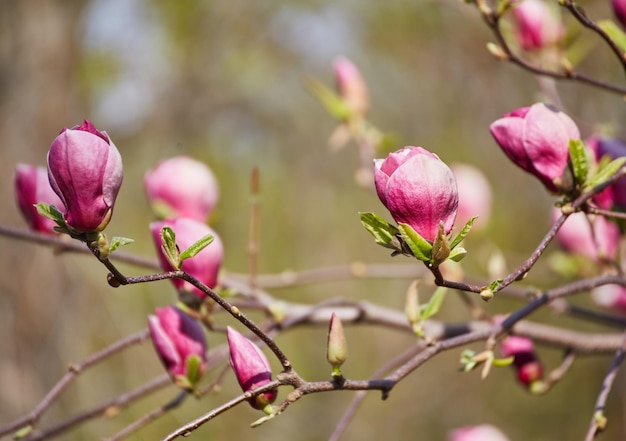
left=35, top=203, right=66, bottom=228
left=568, top=139, right=589, bottom=185
left=492, top=356, right=515, bottom=367
left=459, top=349, right=478, bottom=372
left=489, top=279, right=503, bottom=292
left=397, top=223, right=432, bottom=262
left=598, top=20, right=626, bottom=53
left=160, top=226, right=181, bottom=270
left=109, top=236, right=134, bottom=253
left=359, top=212, right=400, bottom=249
left=449, top=217, right=477, bottom=250
left=449, top=247, right=467, bottom=262
left=304, top=77, right=351, bottom=120
left=186, top=354, right=202, bottom=385
left=420, top=287, right=447, bottom=321
left=179, top=234, right=214, bottom=264
left=13, top=425, right=33, bottom=440
left=585, top=156, right=626, bottom=191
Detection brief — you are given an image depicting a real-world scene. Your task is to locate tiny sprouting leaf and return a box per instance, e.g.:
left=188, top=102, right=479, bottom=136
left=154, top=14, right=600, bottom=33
left=568, top=139, right=589, bottom=186
left=304, top=77, right=351, bottom=120
left=421, top=287, right=447, bottom=321
left=179, top=234, right=214, bottom=264
left=397, top=223, right=432, bottom=262
left=359, top=212, right=400, bottom=249
left=160, top=226, right=181, bottom=270
left=449, top=217, right=477, bottom=250
left=585, top=157, right=626, bottom=191
left=449, top=247, right=467, bottom=262
left=109, top=236, right=134, bottom=253
left=430, top=222, right=451, bottom=267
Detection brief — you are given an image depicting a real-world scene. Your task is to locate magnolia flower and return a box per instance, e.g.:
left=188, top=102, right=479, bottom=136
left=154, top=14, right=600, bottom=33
left=148, top=305, right=207, bottom=389
left=591, top=284, right=626, bottom=314
left=47, top=120, right=123, bottom=236
left=333, top=56, right=369, bottom=119
left=511, top=0, right=564, bottom=50
left=14, top=164, right=66, bottom=234
left=500, top=335, right=544, bottom=387
left=145, top=156, right=219, bottom=222
left=227, top=327, right=278, bottom=410
left=449, top=424, right=510, bottom=441
left=150, top=217, right=224, bottom=300
left=490, top=103, right=580, bottom=192
left=554, top=209, right=619, bottom=262
left=374, top=146, right=458, bottom=241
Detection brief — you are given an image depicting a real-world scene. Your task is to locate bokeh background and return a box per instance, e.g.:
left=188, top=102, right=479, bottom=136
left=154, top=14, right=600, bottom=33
left=2, top=0, right=626, bottom=439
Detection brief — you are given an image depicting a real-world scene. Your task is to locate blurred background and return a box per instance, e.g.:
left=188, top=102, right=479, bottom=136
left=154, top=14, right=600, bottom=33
left=1, top=0, right=626, bottom=439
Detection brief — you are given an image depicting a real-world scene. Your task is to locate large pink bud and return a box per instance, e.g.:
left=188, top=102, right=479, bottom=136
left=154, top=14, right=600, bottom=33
left=490, top=103, right=580, bottom=192
left=554, top=209, right=619, bottom=262
left=47, top=120, right=123, bottom=235
left=150, top=218, right=224, bottom=299
left=511, top=0, right=564, bottom=50
left=227, top=326, right=278, bottom=410
left=374, top=146, right=458, bottom=241
left=145, top=156, right=219, bottom=222
left=14, top=164, right=66, bottom=234
left=450, top=163, right=492, bottom=230
left=448, top=425, right=510, bottom=441
left=148, top=305, right=207, bottom=388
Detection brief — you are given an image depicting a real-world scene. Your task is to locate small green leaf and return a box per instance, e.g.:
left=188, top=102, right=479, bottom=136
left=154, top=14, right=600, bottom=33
left=160, top=226, right=181, bottom=270
left=186, top=354, right=202, bottom=385
left=304, top=77, right=351, bottom=120
left=421, top=287, right=447, bottom=321
left=449, top=217, right=477, bottom=250
left=359, top=212, right=400, bottom=249
left=568, top=139, right=589, bottom=185
left=180, top=234, right=214, bottom=263
left=397, top=223, right=432, bottom=262
left=430, top=222, right=451, bottom=267
left=489, top=279, right=503, bottom=292
left=585, top=156, right=626, bottom=191
left=13, top=425, right=33, bottom=440
left=598, top=20, right=626, bottom=53
left=449, top=247, right=467, bottom=262
left=460, top=349, right=478, bottom=372
left=491, top=356, right=515, bottom=367
left=35, top=203, right=67, bottom=227
left=109, top=236, right=134, bottom=253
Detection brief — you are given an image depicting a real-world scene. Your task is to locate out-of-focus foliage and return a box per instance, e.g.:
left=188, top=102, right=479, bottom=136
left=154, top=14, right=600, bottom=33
left=1, top=0, right=625, bottom=440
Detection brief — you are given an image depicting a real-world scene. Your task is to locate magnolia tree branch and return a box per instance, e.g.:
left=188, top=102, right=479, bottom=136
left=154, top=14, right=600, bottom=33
left=475, top=1, right=626, bottom=95
left=584, top=332, right=626, bottom=441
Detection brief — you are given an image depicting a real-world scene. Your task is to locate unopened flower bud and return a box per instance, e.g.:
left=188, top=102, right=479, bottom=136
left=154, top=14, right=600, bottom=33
left=587, top=137, right=626, bottom=209
left=14, top=164, right=66, bottom=234
left=500, top=335, right=544, bottom=387
left=448, top=424, right=510, bottom=441
left=591, top=284, right=626, bottom=314
left=145, top=156, right=219, bottom=222
left=554, top=209, right=619, bottom=262
left=47, top=120, right=123, bottom=237
left=511, top=0, right=564, bottom=51
left=148, top=305, right=208, bottom=389
left=490, top=103, right=579, bottom=193
left=374, top=146, right=458, bottom=241
left=150, top=218, right=224, bottom=302
left=333, top=56, right=369, bottom=119
left=450, top=163, right=492, bottom=231
left=612, top=0, right=626, bottom=30
left=327, top=313, right=348, bottom=373
left=226, top=327, right=278, bottom=410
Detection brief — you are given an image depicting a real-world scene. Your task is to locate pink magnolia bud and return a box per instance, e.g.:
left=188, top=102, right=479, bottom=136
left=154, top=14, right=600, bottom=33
left=554, top=209, right=619, bottom=262
left=449, top=163, right=492, bottom=230
left=500, top=335, right=544, bottom=386
left=226, top=326, right=278, bottom=410
left=490, top=103, right=580, bottom=192
left=448, top=424, right=510, bottom=441
left=374, top=146, right=458, bottom=241
left=145, top=156, right=219, bottom=222
left=148, top=305, right=207, bottom=388
left=333, top=56, right=369, bottom=119
left=511, top=0, right=564, bottom=50
left=150, top=218, right=224, bottom=300
left=612, top=0, right=626, bottom=31
left=14, top=164, right=66, bottom=234
left=47, top=120, right=123, bottom=236
left=587, top=137, right=626, bottom=209
left=591, top=284, right=626, bottom=314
